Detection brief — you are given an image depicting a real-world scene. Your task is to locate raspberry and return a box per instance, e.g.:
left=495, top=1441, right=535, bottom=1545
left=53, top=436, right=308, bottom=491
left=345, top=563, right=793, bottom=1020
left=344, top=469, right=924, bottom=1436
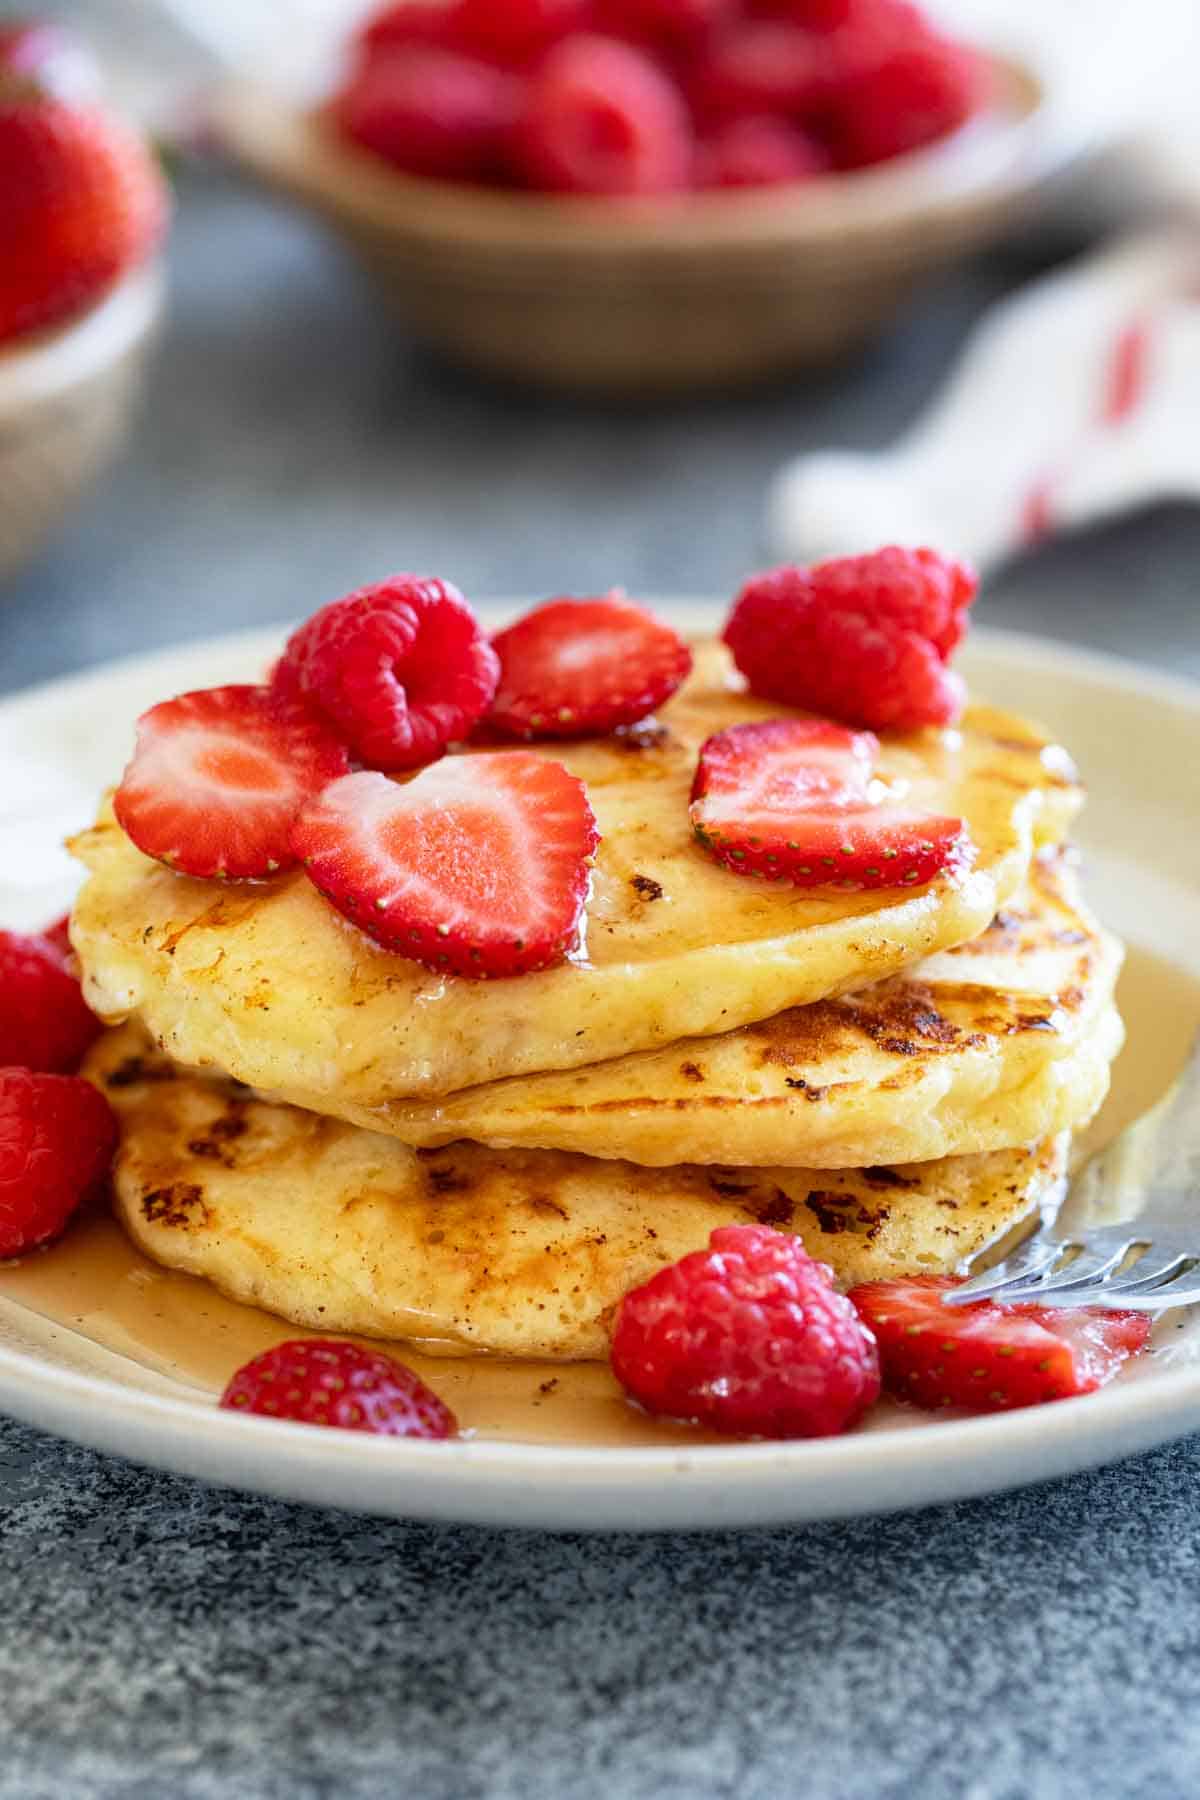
left=596, top=0, right=738, bottom=49
left=0, top=928, right=101, bottom=1073
left=356, top=1, right=467, bottom=54
left=333, top=46, right=521, bottom=182
left=220, top=1339, right=458, bottom=1437
left=0, top=1066, right=117, bottom=1258
left=696, top=114, right=829, bottom=187
left=688, top=23, right=826, bottom=125
left=749, top=0, right=858, bottom=29
left=274, top=576, right=500, bottom=772
left=723, top=547, right=976, bottom=733
left=805, top=544, right=976, bottom=658
left=513, top=34, right=693, bottom=195
left=455, top=0, right=593, bottom=64
left=823, top=6, right=986, bottom=166
left=611, top=1224, right=880, bottom=1438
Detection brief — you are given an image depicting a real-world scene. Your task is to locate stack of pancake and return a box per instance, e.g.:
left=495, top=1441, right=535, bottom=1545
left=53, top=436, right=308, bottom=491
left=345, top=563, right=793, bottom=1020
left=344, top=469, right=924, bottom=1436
left=70, top=641, right=1123, bottom=1361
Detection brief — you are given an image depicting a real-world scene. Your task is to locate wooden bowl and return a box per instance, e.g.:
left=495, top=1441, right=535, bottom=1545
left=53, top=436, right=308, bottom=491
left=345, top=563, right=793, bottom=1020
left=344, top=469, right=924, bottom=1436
left=213, top=54, right=1060, bottom=396
left=0, top=264, right=163, bottom=583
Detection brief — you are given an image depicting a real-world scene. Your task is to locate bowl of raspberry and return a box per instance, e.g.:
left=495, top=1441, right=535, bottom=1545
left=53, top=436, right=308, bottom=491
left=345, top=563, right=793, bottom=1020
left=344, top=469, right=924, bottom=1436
left=0, top=19, right=169, bottom=582
left=213, top=0, right=1058, bottom=394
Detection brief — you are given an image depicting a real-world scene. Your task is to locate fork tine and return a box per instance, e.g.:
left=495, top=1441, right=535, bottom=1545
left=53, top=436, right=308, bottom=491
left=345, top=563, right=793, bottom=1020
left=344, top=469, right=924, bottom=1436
left=1013, top=1249, right=1195, bottom=1309
left=1089, top=1273, right=1200, bottom=1311
left=995, top=1239, right=1140, bottom=1303
left=943, top=1237, right=1067, bottom=1304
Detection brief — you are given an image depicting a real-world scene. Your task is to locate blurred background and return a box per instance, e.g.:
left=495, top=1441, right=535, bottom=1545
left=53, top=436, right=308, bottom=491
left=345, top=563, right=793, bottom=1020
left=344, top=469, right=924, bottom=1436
left=2, top=0, right=1199, bottom=695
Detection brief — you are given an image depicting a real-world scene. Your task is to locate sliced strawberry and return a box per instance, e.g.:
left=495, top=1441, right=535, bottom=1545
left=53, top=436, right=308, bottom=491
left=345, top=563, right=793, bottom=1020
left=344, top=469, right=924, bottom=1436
left=850, top=1276, right=1152, bottom=1413
left=114, top=686, right=351, bottom=880
left=488, top=592, right=692, bottom=739
left=292, top=755, right=599, bottom=978
left=689, top=717, right=966, bottom=888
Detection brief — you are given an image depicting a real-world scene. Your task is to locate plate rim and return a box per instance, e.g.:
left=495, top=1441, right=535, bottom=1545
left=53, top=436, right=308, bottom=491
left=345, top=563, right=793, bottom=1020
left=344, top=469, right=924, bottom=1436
left=2, top=616, right=1198, bottom=1528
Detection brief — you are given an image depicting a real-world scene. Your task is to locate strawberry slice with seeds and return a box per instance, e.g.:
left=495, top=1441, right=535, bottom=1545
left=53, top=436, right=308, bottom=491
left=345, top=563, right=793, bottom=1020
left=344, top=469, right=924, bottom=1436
left=689, top=717, right=966, bottom=889
left=488, top=592, right=692, bottom=740
left=292, top=754, right=599, bottom=978
left=850, top=1276, right=1151, bottom=1413
left=114, top=686, right=351, bottom=880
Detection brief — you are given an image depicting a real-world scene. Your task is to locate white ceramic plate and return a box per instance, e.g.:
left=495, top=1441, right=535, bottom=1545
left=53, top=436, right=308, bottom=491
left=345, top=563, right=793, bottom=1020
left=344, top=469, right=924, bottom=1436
left=1, top=615, right=1198, bottom=1531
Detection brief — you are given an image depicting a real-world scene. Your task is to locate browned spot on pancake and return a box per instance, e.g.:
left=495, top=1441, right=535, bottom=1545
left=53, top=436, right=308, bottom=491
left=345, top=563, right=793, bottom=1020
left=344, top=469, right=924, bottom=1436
left=864, top=1167, right=920, bottom=1190
left=426, top=1164, right=470, bottom=1195
left=877, top=1068, right=926, bottom=1091
left=141, top=1183, right=209, bottom=1229
left=630, top=874, right=664, bottom=902
left=679, top=1061, right=704, bottom=1083
left=209, top=1112, right=248, bottom=1142
left=1008, top=1014, right=1057, bottom=1034
left=804, top=1190, right=888, bottom=1240
left=745, top=1188, right=796, bottom=1229
left=104, top=1055, right=174, bottom=1090
left=187, top=1138, right=225, bottom=1161
left=709, top=1177, right=751, bottom=1199
left=528, top=1197, right=569, bottom=1221
left=1058, top=986, right=1085, bottom=1011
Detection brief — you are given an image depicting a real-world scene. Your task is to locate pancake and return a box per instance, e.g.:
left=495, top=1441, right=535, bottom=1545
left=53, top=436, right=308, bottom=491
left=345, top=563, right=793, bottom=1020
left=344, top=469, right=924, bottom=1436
left=70, top=641, right=1082, bottom=1105
left=363, top=848, right=1124, bottom=1167
left=86, top=1023, right=1070, bottom=1361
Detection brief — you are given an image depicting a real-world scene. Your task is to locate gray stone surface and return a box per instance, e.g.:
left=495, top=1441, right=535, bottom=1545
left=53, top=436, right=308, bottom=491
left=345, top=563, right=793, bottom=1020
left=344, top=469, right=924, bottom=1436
left=1, top=166, right=1199, bottom=1798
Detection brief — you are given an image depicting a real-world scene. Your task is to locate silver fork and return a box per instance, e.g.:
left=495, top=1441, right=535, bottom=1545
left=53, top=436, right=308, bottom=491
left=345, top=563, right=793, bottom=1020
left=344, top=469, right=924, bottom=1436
left=947, top=1031, right=1200, bottom=1311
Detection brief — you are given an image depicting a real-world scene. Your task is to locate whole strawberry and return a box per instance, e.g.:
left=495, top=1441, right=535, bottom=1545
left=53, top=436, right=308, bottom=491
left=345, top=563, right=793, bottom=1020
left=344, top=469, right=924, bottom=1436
left=0, top=927, right=102, bottom=1073
left=0, top=95, right=167, bottom=346
left=220, top=1339, right=458, bottom=1437
left=0, top=1066, right=117, bottom=1258
left=611, top=1224, right=880, bottom=1438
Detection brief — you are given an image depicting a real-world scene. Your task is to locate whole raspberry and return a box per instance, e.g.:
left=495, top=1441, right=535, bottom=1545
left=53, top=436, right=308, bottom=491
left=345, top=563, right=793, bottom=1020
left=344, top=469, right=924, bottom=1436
left=513, top=34, right=693, bottom=195
left=220, top=1339, right=458, bottom=1438
left=333, top=46, right=521, bottom=182
left=611, top=1225, right=880, bottom=1438
left=696, top=115, right=830, bottom=188
left=723, top=546, right=976, bottom=733
left=688, top=23, right=826, bottom=125
left=356, top=1, right=468, bottom=55
left=274, top=575, right=500, bottom=771
left=455, top=0, right=593, bottom=65
left=0, top=928, right=102, bottom=1073
left=823, top=6, right=987, bottom=166
left=596, top=0, right=738, bottom=49
left=0, top=1066, right=117, bottom=1258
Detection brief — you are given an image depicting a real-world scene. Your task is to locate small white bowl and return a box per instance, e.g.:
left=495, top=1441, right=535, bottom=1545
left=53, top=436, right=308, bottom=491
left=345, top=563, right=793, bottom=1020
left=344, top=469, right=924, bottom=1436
left=0, top=262, right=165, bottom=584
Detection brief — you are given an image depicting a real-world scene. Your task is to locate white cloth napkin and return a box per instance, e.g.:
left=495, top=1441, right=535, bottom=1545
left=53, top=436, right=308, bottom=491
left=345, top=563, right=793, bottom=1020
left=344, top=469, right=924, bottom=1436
left=770, top=230, right=1200, bottom=571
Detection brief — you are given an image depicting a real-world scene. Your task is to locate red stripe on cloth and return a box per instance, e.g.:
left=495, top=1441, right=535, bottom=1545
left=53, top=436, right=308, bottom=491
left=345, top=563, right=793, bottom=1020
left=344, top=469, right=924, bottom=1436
left=1020, top=477, right=1055, bottom=544
left=1100, top=319, right=1150, bottom=425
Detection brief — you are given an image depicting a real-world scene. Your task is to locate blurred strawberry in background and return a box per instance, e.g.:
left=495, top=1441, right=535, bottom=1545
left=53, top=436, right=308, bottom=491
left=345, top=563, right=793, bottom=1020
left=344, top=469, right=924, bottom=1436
left=0, top=19, right=168, bottom=346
